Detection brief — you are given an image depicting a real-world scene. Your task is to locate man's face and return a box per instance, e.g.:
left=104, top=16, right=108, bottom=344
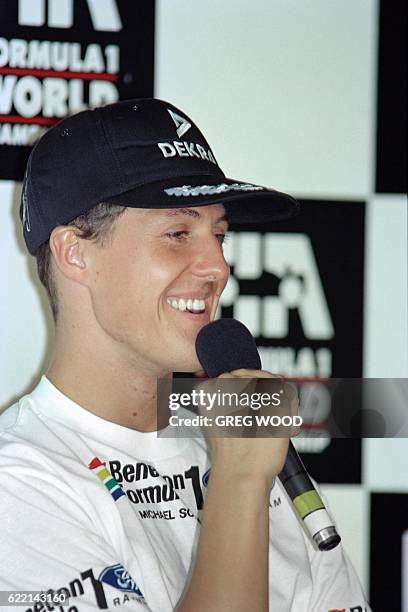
left=86, top=204, right=230, bottom=374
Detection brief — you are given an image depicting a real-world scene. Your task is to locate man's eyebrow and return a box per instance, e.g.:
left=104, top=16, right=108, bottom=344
left=163, top=208, right=200, bottom=219
left=162, top=208, right=230, bottom=224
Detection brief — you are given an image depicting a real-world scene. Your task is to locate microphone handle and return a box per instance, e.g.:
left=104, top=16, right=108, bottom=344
left=278, top=441, right=341, bottom=551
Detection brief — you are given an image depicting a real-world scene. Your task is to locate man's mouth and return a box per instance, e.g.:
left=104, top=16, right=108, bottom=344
left=166, top=297, right=206, bottom=314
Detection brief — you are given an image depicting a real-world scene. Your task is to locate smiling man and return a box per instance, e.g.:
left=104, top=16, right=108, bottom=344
left=0, top=99, right=370, bottom=611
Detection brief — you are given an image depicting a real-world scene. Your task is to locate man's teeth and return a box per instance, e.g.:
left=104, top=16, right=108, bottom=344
left=167, top=298, right=205, bottom=312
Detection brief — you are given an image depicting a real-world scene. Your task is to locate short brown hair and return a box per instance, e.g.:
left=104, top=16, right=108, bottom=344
left=36, top=202, right=126, bottom=321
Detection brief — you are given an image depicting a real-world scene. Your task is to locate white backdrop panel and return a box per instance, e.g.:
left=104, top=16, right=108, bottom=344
left=364, top=196, right=408, bottom=378
left=0, top=181, right=52, bottom=410
left=155, top=0, right=377, bottom=199
left=364, top=438, right=408, bottom=492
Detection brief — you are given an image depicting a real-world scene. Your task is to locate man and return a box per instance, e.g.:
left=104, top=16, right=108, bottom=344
left=0, top=99, right=370, bottom=611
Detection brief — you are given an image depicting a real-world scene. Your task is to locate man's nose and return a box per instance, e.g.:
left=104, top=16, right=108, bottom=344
left=191, top=237, right=230, bottom=282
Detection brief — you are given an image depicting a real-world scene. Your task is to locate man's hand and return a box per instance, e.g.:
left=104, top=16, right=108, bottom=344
left=198, top=368, right=295, bottom=482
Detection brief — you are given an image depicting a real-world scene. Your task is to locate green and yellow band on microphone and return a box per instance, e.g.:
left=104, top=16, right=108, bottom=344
left=292, top=490, right=325, bottom=520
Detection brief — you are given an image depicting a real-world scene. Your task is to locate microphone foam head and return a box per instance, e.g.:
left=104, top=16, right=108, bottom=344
left=195, top=319, right=261, bottom=378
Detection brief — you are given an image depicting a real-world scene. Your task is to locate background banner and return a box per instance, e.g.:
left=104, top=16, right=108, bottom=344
left=0, top=0, right=155, bottom=179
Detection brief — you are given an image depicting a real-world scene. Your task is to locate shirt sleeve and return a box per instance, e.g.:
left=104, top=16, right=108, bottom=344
left=307, top=542, right=372, bottom=611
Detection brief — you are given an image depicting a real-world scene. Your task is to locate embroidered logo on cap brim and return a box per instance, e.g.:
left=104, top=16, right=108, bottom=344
left=164, top=183, right=265, bottom=197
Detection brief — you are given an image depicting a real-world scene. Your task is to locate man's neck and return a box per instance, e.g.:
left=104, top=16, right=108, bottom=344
left=47, top=332, right=172, bottom=433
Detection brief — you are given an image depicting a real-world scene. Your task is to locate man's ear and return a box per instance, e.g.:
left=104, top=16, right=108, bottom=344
left=49, top=226, right=88, bottom=283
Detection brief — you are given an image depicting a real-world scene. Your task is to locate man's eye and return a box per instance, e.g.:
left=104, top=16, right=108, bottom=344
left=216, top=233, right=229, bottom=245
left=166, top=231, right=189, bottom=241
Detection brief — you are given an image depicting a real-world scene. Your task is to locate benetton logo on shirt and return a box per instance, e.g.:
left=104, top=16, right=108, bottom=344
left=88, top=457, right=125, bottom=502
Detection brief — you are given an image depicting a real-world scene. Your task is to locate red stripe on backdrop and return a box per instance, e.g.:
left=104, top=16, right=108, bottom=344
left=0, top=115, right=58, bottom=125
left=0, top=68, right=118, bottom=81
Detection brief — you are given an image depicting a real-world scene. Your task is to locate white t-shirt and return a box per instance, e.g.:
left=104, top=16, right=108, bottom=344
left=0, top=377, right=370, bottom=612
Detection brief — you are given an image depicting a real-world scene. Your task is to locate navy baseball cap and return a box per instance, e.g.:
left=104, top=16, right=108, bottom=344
left=20, top=98, right=300, bottom=255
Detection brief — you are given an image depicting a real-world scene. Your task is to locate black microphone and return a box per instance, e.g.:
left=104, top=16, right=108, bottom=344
left=196, top=318, right=341, bottom=551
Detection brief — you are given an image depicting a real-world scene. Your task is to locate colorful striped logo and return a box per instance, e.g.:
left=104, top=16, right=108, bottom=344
left=88, top=457, right=125, bottom=502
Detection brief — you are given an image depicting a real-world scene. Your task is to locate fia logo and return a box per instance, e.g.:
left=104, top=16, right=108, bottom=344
left=219, top=232, right=334, bottom=340
left=18, top=0, right=122, bottom=31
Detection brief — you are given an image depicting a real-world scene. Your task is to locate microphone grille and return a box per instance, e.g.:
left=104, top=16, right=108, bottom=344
left=195, top=319, right=261, bottom=378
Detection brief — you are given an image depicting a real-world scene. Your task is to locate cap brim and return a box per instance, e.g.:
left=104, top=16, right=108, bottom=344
left=104, top=175, right=300, bottom=224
